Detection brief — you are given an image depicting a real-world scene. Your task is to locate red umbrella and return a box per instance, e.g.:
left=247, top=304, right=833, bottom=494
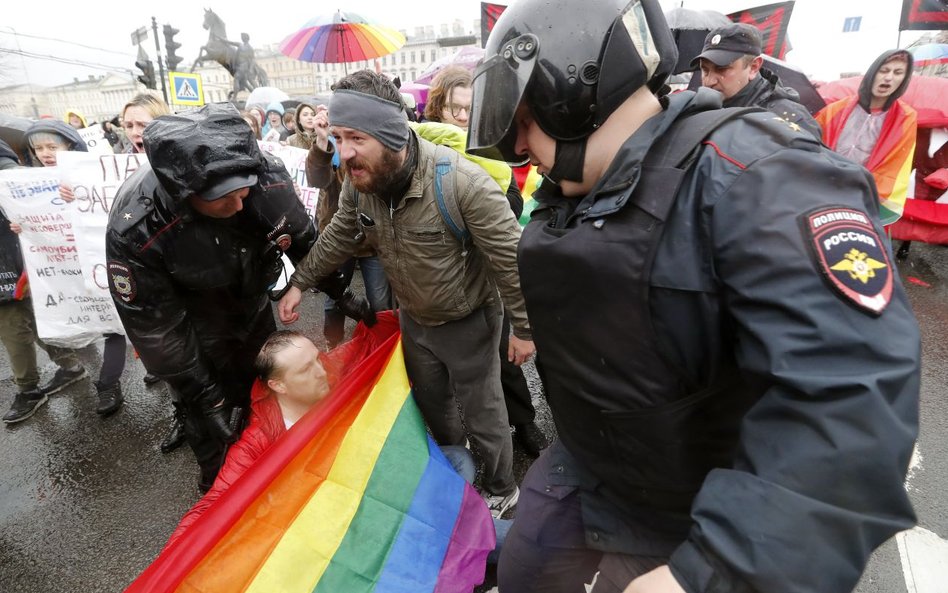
left=817, top=75, right=948, bottom=128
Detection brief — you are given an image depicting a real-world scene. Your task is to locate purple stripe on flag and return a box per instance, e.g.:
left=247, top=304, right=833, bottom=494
left=432, top=481, right=495, bottom=593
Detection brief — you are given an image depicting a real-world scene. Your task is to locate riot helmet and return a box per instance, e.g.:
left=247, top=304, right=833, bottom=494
left=467, top=0, right=677, bottom=180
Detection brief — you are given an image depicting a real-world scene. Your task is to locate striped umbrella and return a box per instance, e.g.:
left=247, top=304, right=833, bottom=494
left=279, top=10, right=406, bottom=69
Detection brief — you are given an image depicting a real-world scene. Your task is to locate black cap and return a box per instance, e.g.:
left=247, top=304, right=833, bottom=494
left=144, top=103, right=264, bottom=204
left=690, top=23, right=762, bottom=69
left=197, top=173, right=258, bottom=201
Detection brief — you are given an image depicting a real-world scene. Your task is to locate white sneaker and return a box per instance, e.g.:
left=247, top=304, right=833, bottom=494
left=485, top=486, right=519, bottom=518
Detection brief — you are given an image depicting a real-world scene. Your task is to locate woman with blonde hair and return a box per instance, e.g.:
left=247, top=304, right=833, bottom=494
left=120, top=93, right=171, bottom=154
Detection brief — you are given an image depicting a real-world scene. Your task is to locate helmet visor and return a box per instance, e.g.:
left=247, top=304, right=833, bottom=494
left=466, top=44, right=537, bottom=165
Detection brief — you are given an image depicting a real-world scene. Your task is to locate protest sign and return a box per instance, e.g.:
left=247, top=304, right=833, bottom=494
left=58, top=151, right=148, bottom=338
left=77, top=123, right=114, bottom=156
left=0, top=167, right=114, bottom=347
left=257, top=141, right=319, bottom=220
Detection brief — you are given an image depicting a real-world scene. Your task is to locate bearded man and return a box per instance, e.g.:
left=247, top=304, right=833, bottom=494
left=278, top=70, right=532, bottom=518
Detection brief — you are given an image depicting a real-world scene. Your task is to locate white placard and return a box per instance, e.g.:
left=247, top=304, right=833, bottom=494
left=77, top=124, right=114, bottom=156
left=0, top=167, right=113, bottom=347
left=58, top=151, right=149, bottom=338
left=257, top=141, right=320, bottom=220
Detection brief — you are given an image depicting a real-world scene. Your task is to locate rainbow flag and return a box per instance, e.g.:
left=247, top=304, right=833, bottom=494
left=127, top=314, right=495, bottom=593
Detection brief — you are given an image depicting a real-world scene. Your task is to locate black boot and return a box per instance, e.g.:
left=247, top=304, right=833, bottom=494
left=160, top=412, right=186, bottom=454
left=514, top=421, right=549, bottom=457
left=324, top=306, right=347, bottom=349
left=94, top=381, right=124, bottom=416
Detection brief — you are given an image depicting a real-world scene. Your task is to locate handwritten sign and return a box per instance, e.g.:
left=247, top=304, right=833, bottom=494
left=58, top=152, right=146, bottom=336
left=0, top=167, right=114, bottom=347
left=77, top=124, right=114, bottom=156
left=257, top=141, right=320, bottom=220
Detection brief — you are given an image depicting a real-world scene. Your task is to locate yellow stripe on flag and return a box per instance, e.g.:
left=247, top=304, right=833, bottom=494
left=244, top=342, right=411, bottom=593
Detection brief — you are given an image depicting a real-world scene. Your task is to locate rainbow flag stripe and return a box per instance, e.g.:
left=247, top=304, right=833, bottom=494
left=127, top=318, right=494, bottom=593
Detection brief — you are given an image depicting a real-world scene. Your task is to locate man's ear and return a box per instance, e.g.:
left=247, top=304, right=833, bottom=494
left=267, top=377, right=285, bottom=395
left=749, top=56, right=764, bottom=78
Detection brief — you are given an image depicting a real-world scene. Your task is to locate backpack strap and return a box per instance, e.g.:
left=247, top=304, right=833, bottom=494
left=644, top=106, right=763, bottom=170
left=432, top=146, right=471, bottom=247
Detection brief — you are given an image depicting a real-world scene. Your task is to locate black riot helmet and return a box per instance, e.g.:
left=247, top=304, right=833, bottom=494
left=467, top=0, right=677, bottom=177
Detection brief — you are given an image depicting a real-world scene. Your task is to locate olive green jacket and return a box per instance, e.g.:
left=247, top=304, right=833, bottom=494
left=290, top=132, right=530, bottom=338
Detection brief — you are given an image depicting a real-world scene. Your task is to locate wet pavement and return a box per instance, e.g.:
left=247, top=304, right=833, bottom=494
left=1, top=243, right=946, bottom=592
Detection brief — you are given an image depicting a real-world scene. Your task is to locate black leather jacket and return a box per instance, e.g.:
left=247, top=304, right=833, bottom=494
left=105, top=155, right=317, bottom=409
left=521, top=89, right=919, bottom=593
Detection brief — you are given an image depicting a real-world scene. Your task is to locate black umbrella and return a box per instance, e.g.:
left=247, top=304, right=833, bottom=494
left=665, top=7, right=731, bottom=75
left=0, top=113, right=32, bottom=164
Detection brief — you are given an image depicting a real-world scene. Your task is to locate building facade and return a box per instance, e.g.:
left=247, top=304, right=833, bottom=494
left=1, top=20, right=480, bottom=121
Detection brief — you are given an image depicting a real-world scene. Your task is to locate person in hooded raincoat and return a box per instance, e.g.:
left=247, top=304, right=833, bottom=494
left=64, top=108, right=88, bottom=130
left=104, top=103, right=375, bottom=490
left=817, top=50, right=917, bottom=227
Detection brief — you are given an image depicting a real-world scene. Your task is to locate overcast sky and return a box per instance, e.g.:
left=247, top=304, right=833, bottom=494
left=0, top=0, right=928, bottom=90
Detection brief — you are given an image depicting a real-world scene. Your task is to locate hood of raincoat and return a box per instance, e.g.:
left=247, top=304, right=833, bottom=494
left=63, top=109, right=88, bottom=129
left=144, top=103, right=264, bottom=204
left=858, top=49, right=914, bottom=113
left=0, top=139, right=20, bottom=169
left=24, top=120, right=88, bottom=166
left=410, top=121, right=512, bottom=192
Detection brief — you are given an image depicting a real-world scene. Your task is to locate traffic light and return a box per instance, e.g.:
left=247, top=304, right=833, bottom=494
left=135, top=58, right=156, bottom=90
left=163, top=24, right=183, bottom=72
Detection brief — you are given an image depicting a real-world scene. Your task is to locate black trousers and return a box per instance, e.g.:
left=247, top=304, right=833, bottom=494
left=499, top=310, right=536, bottom=425
left=498, top=445, right=668, bottom=593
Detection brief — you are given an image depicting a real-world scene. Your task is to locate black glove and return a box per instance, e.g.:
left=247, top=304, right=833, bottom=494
left=315, top=270, right=377, bottom=327
left=337, top=288, right=377, bottom=327
left=203, top=401, right=238, bottom=444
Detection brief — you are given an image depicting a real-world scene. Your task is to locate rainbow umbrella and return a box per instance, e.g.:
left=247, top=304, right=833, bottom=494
left=280, top=10, right=406, bottom=70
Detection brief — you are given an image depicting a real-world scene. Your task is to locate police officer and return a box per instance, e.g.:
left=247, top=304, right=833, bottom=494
left=466, top=1, right=920, bottom=592
left=106, top=103, right=374, bottom=490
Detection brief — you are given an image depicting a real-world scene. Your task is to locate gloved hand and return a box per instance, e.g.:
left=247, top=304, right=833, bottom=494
left=203, top=401, right=238, bottom=444
left=337, top=288, right=377, bottom=327
left=315, top=270, right=377, bottom=327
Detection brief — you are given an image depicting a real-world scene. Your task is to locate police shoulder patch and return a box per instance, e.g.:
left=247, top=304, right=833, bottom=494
left=108, top=261, right=137, bottom=303
left=800, top=206, right=893, bottom=316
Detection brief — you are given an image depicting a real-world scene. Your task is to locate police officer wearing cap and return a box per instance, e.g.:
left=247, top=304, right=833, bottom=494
left=106, top=103, right=375, bottom=490
left=692, top=22, right=820, bottom=139
left=466, top=0, right=920, bottom=592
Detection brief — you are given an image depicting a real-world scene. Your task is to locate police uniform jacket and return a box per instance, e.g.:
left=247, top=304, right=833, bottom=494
left=723, top=67, right=822, bottom=140
left=105, top=154, right=316, bottom=409
left=519, top=89, right=920, bottom=593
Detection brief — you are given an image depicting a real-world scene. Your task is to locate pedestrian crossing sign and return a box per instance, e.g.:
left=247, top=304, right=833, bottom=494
left=168, top=71, right=204, bottom=106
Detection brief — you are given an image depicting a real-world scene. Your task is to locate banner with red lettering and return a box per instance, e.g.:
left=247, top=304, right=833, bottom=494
left=58, top=151, right=150, bottom=337
left=728, top=2, right=795, bottom=59
left=0, top=166, right=112, bottom=347
left=900, top=0, right=948, bottom=31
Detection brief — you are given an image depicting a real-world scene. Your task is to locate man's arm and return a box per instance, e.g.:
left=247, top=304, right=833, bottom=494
left=455, top=165, right=531, bottom=340
left=289, top=180, right=362, bottom=291
left=668, top=146, right=920, bottom=593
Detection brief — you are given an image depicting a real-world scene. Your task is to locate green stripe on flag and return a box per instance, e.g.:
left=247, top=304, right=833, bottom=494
left=312, top=396, right=429, bottom=593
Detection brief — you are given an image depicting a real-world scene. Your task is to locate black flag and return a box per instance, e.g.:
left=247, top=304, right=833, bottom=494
left=900, top=0, right=948, bottom=31
left=728, top=2, right=795, bottom=59
left=481, top=2, right=508, bottom=48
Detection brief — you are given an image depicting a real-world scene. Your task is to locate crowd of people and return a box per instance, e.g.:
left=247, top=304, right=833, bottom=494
left=0, top=0, right=927, bottom=591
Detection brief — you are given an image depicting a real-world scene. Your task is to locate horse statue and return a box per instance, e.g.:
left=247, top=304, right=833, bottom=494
left=192, top=8, right=270, bottom=100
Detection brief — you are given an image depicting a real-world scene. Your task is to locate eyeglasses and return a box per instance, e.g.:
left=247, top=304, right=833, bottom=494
left=447, top=103, right=471, bottom=118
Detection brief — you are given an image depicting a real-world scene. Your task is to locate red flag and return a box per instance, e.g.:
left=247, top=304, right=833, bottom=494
left=728, top=2, right=795, bottom=60
left=481, top=2, right=508, bottom=48
left=900, top=0, right=948, bottom=31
